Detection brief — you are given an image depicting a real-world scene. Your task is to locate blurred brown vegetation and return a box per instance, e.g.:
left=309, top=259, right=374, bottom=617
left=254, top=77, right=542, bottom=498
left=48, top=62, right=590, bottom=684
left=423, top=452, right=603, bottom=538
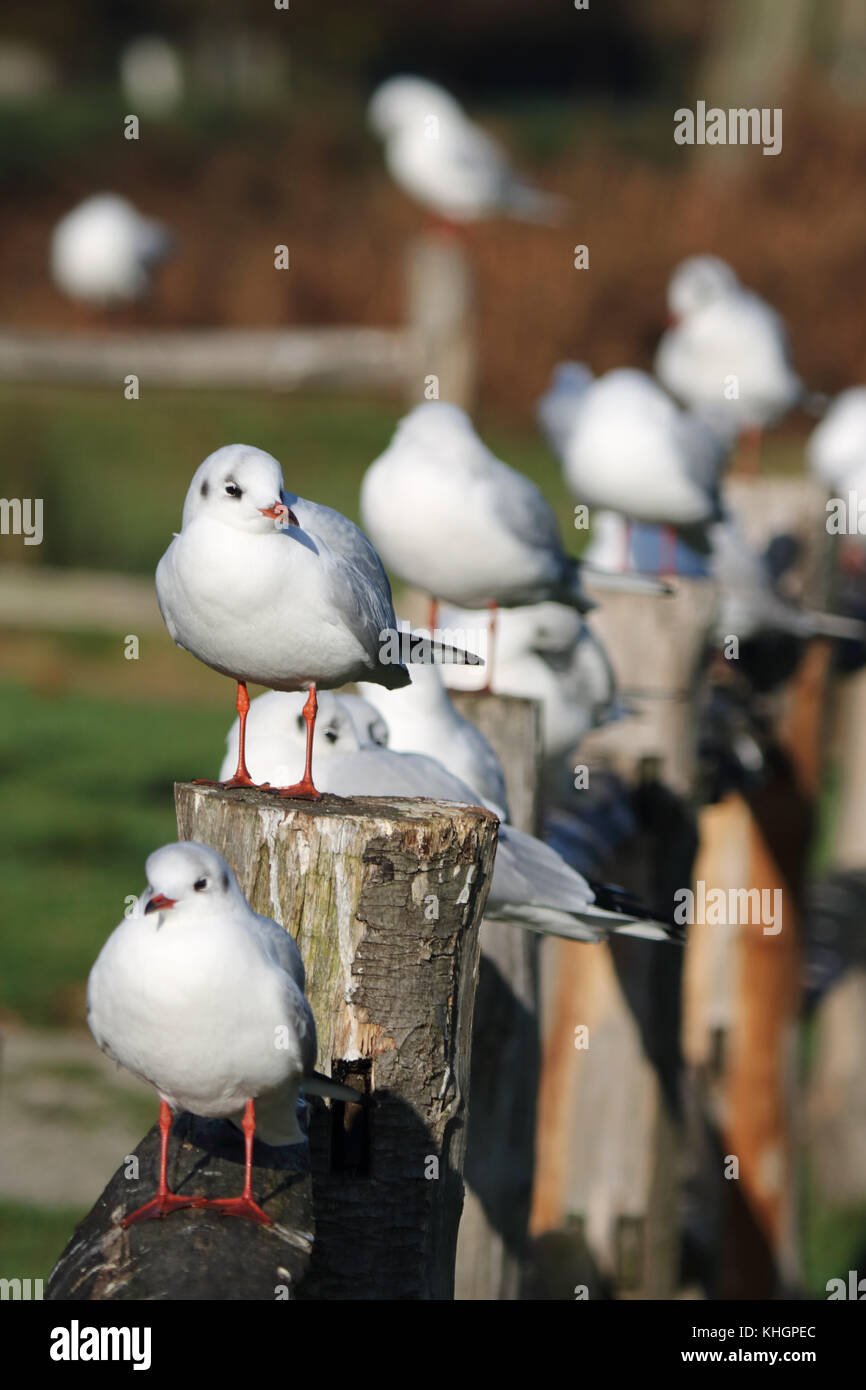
left=1, top=0, right=865, bottom=420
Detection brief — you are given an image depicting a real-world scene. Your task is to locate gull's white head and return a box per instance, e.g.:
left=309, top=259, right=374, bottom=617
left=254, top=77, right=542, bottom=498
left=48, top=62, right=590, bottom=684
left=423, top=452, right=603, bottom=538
left=667, top=255, right=738, bottom=320
left=233, top=690, right=367, bottom=767
left=337, top=694, right=390, bottom=749
left=181, top=444, right=296, bottom=534
left=367, top=75, right=463, bottom=139
left=141, top=842, right=240, bottom=921
left=392, top=400, right=475, bottom=454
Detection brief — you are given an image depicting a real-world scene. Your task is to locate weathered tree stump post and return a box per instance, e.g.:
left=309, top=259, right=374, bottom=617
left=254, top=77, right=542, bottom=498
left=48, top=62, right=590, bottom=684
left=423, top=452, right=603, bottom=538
left=406, top=232, right=476, bottom=410
left=48, top=790, right=498, bottom=1301
left=449, top=693, right=543, bottom=1300
left=530, top=579, right=716, bottom=1299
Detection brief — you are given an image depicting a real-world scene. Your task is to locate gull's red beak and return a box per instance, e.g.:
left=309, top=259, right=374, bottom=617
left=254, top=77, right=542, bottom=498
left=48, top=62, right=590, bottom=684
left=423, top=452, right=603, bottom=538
left=260, top=502, right=299, bottom=525
left=145, top=893, right=177, bottom=915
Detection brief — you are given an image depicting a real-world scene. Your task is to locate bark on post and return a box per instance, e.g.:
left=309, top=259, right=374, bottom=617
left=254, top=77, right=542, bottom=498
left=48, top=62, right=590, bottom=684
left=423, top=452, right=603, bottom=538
left=449, top=693, right=543, bottom=1301
left=48, top=788, right=498, bottom=1302
left=530, top=579, right=717, bottom=1298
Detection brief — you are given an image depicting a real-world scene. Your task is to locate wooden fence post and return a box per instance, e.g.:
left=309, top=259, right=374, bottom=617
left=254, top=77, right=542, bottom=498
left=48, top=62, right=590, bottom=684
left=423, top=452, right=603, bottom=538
left=405, top=233, right=476, bottom=410
left=449, top=693, right=543, bottom=1300
left=529, top=578, right=716, bottom=1298
left=684, top=476, right=830, bottom=1296
left=47, top=788, right=498, bottom=1301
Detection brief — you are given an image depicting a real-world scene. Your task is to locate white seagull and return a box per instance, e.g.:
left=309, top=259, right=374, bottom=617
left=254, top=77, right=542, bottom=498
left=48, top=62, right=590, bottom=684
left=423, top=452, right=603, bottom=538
left=87, top=842, right=316, bottom=1227
left=357, top=662, right=510, bottom=819
left=51, top=193, right=174, bottom=306
left=220, top=690, right=677, bottom=945
left=654, top=254, right=803, bottom=444
left=367, top=75, right=566, bottom=225
left=441, top=600, right=624, bottom=761
left=158, top=444, right=476, bottom=798
left=543, top=366, right=728, bottom=560
left=807, top=387, right=866, bottom=491
left=361, top=401, right=668, bottom=650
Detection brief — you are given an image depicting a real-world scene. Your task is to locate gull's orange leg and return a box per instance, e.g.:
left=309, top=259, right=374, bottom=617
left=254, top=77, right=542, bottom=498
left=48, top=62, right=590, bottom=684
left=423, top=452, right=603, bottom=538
left=194, top=682, right=270, bottom=791
left=204, top=1100, right=271, bottom=1225
left=276, top=685, right=321, bottom=800
left=122, top=1100, right=205, bottom=1227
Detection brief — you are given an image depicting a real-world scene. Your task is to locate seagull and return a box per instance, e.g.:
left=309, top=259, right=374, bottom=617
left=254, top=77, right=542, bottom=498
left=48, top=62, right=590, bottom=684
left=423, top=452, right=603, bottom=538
left=50, top=193, right=174, bottom=306
left=357, top=662, right=510, bottom=819
left=367, top=75, right=566, bottom=226
left=440, top=600, right=625, bottom=761
left=361, top=401, right=669, bottom=672
left=87, top=842, right=316, bottom=1227
left=807, top=387, right=866, bottom=491
left=654, top=255, right=803, bottom=460
left=220, top=690, right=678, bottom=945
left=158, top=445, right=473, bottom=798
left=541, top=366, right=728, bottom=563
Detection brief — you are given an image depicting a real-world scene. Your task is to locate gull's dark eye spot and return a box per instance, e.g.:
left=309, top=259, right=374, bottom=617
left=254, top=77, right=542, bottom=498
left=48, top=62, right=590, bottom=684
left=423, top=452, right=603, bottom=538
left=324, top=729, right=338, bottom=743
left=225, top=482, right=242, bottom=499
left=193, top=877, right=207, bottom=891
left=200, top=480, right=209, bottom=498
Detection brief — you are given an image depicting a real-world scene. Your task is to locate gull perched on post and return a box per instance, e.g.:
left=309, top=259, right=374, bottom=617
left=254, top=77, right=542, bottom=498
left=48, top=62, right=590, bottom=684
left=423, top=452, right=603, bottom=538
left=367, top=75, right=567, bottom=226
left=654, top=255, right=804, bottom=463
left=157, top=445, right=475, bottom=798
left=539, top=363, right=729, bottom=566
left=361, top=401, right=669, bottom=685
left=88, top=842, right=323, bottom=1227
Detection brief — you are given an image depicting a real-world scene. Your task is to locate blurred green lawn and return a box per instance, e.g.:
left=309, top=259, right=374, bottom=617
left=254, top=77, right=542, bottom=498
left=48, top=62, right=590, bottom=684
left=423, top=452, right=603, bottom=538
left=0, top=384, right=579, bottom=576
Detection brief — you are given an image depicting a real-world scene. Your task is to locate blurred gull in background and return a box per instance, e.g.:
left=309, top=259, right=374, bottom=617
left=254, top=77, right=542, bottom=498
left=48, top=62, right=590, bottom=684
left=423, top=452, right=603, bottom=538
left=441, top=600, right=625, bottom=763
left=807, top=386, right=866, bottom=491
left=357, top=662, right=510, bottom=818
left=654, top=254, right=804, bottom=451
left=361, top=400, right=669, bottom=671
left=539, top=364, right=728, bottom=564
left=50, top=193, right=174, bottom=306
left=367, top=74, right=567, bottom=225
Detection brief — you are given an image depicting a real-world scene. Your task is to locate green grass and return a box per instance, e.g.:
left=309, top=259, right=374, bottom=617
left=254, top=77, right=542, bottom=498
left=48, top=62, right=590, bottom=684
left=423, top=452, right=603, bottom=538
left=0, top=1200, right=85, bottom=1286
left=0, top=681, right=227, bottom=1024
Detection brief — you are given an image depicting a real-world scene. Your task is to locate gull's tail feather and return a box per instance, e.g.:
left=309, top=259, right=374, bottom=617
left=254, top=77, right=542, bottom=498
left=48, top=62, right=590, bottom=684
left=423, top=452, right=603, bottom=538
left=802, top=610, right=866, bottom=641
left=589, top=879, right=684, bottom=945
left=408, top=631, right=485, bottom=665
left=302, top=1071, right=366, bottom=1105
left=582, top=567, right=676, bottom=598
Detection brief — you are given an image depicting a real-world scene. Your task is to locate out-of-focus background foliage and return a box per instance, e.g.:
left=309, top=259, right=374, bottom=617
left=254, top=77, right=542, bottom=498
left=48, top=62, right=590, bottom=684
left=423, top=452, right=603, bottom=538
left=1, top=0, right=866, bottom=1293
